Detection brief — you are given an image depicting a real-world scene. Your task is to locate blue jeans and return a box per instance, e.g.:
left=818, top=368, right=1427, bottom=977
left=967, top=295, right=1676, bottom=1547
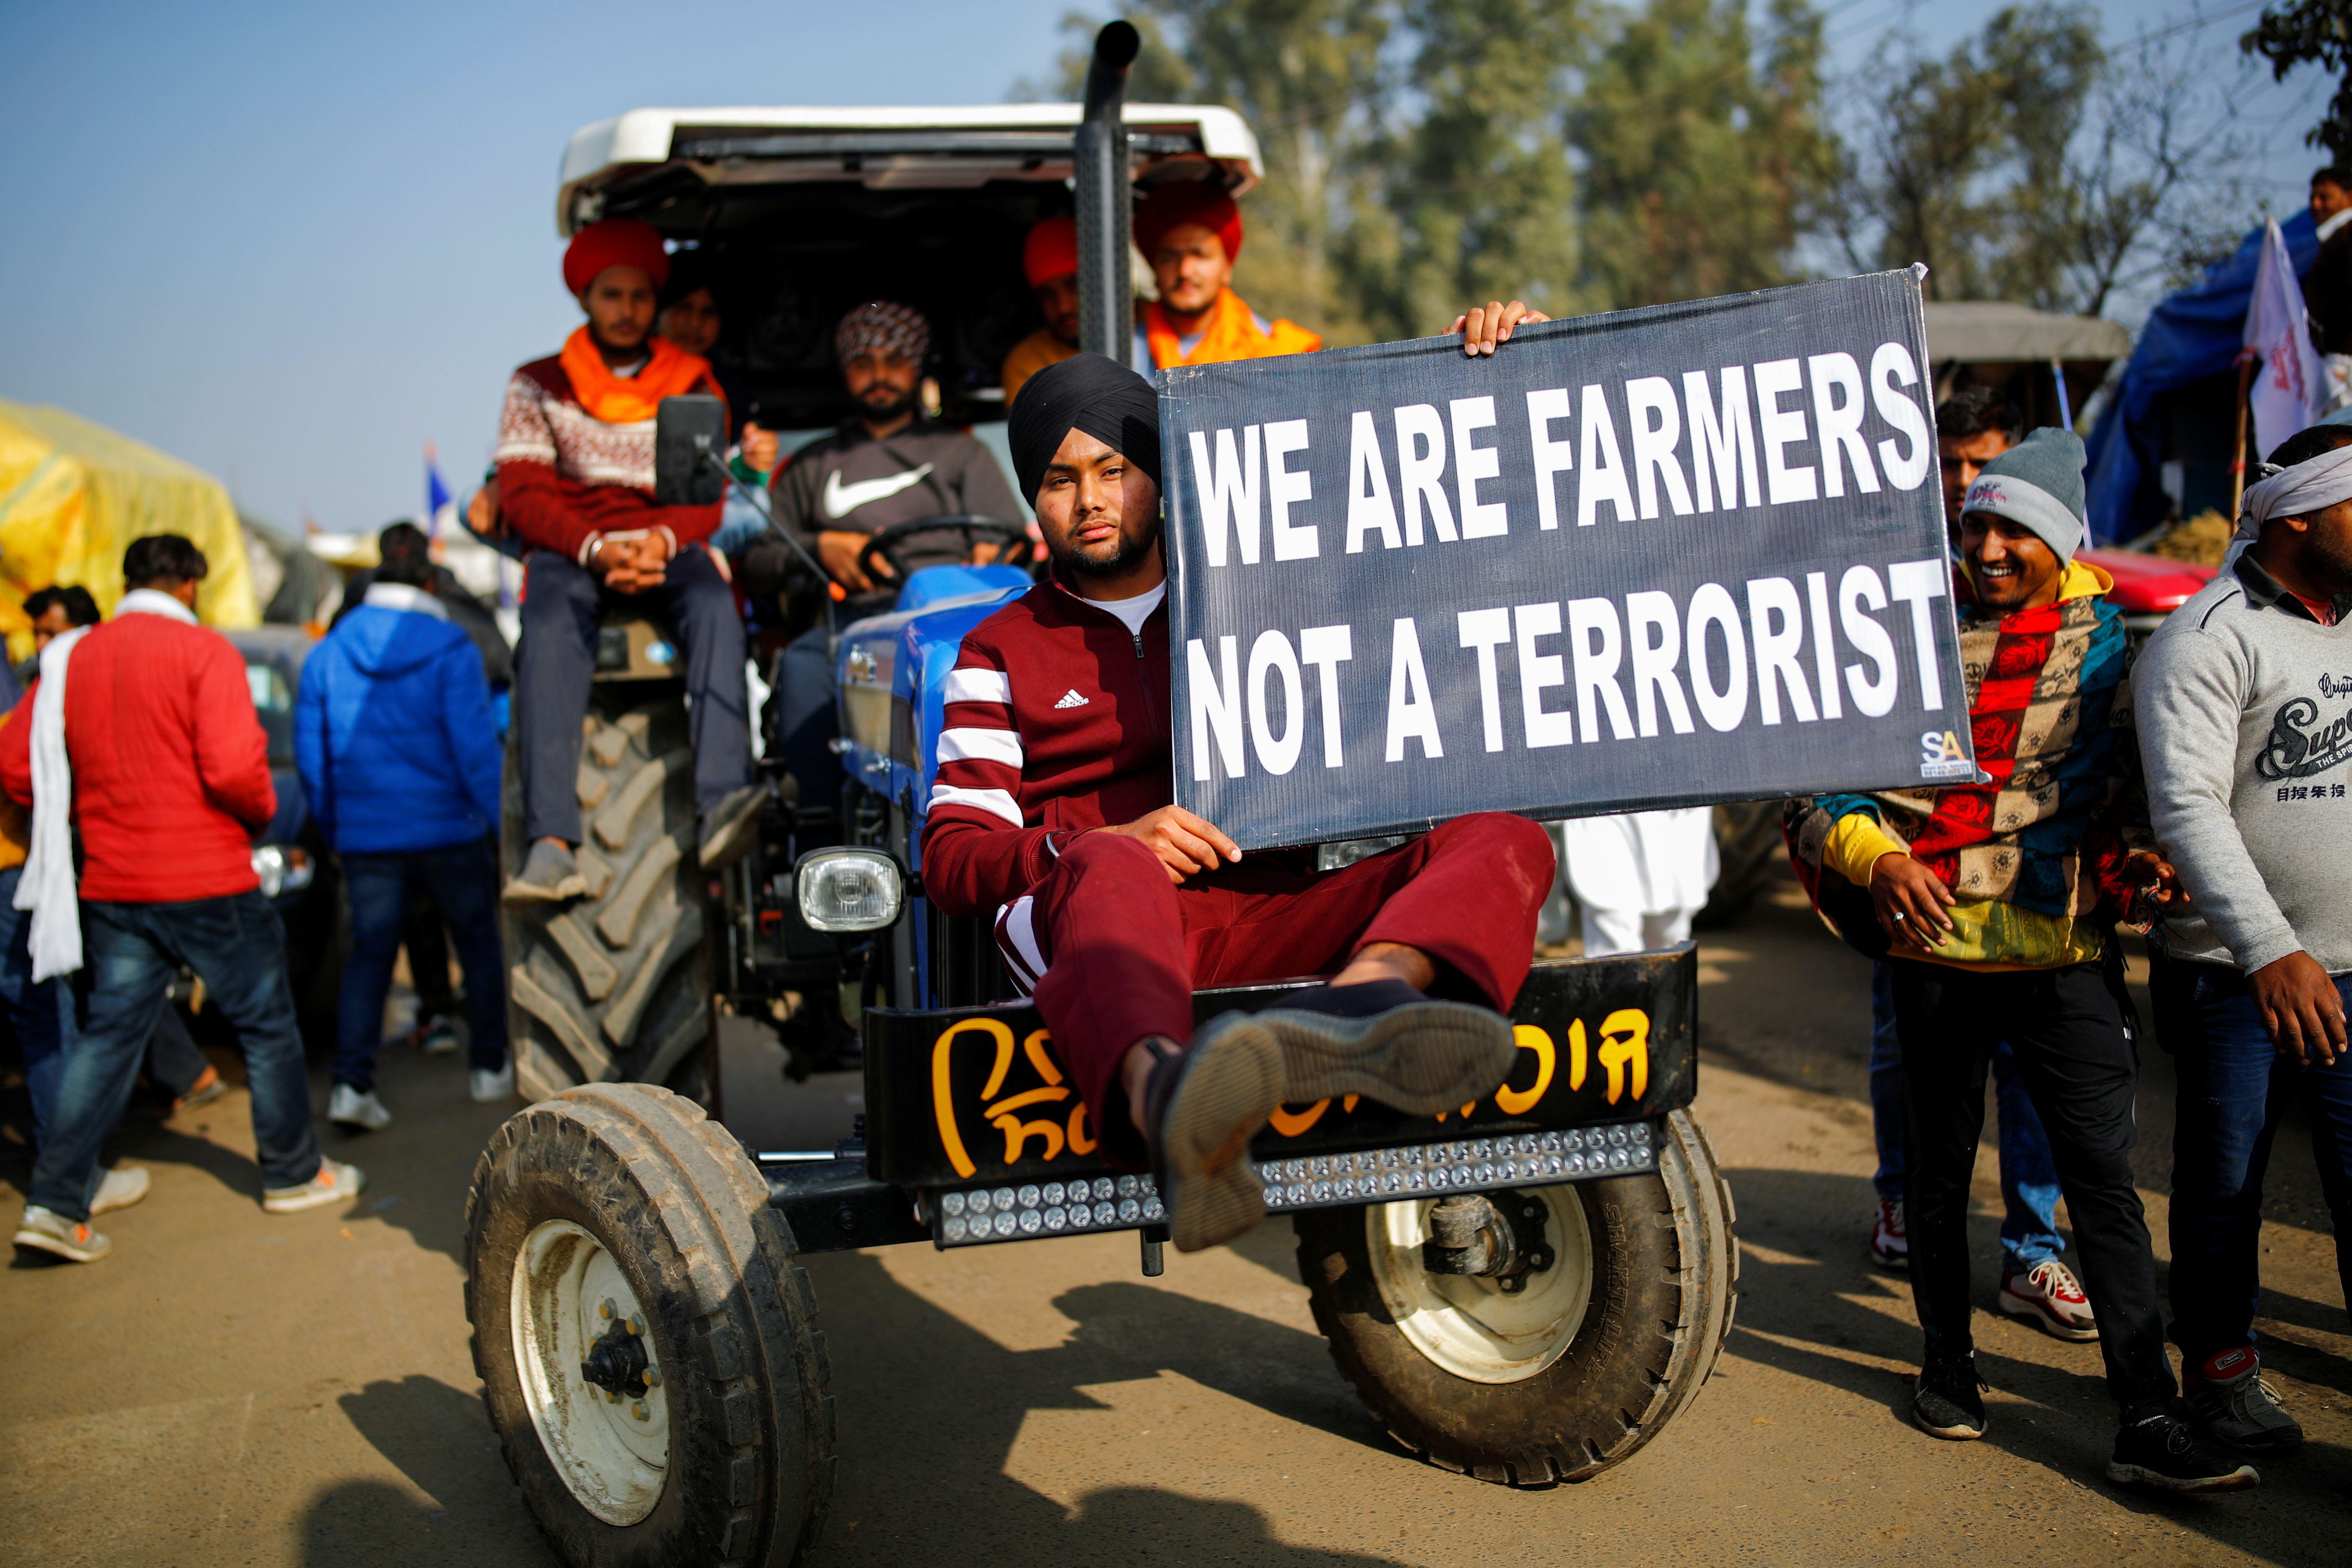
left=515, top=548, right=752, bottom=844
left=29, top=892, right=321, bottom=1220
left=1870, top=961, right=2067, bottom=1272
left=775, top=615, right=844, bottom=814
left=336, top=838, right=508, bottom=1092
left=2162, top=957, right=2352, bottom=1367
left=0, top=863, right=73, bottom=1146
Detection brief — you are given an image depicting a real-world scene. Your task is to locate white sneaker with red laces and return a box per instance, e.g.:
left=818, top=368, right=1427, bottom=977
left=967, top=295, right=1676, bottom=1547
left=1870, top=1200, right=1909, bottom=1269
left=1998, top=1258, right=2098, bottom=1341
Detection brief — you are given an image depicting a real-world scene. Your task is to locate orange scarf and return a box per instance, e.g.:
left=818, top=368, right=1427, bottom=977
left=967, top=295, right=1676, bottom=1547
left=1145, top=287, right=1322, bottom=368
left=558, top=327, right=715, bottom=425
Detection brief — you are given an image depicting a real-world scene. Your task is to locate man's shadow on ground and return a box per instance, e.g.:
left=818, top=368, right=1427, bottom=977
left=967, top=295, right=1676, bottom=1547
left=1731, top=1164, right=2352, bottom=1566
left=325, top=1248, right=1409, bottom=1567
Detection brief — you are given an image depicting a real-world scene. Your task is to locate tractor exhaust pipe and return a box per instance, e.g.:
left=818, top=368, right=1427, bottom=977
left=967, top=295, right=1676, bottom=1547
left=1075, top=20, right=1138, bottom=367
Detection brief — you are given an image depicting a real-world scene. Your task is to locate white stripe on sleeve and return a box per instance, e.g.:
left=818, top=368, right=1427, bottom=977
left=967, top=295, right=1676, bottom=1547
left=927, top=784, right=1023, bottom=828
left=937, top=726, right=1024, bottom=767
left=994, top=895, right=1045, bottom=997
left=943, top=667, right=1013, bottom=706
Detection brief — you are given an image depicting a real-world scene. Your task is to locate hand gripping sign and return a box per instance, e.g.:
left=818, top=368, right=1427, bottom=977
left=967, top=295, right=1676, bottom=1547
left=1160, top=268, right=1975, bottom=850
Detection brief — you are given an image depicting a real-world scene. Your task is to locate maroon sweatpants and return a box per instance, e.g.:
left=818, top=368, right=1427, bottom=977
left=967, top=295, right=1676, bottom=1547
left=1015, top=812, right=1554, bottom=1163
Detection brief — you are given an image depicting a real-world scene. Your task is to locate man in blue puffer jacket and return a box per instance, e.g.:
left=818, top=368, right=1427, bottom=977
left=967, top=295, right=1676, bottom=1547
left=297, top=526, right=509, bottom=1129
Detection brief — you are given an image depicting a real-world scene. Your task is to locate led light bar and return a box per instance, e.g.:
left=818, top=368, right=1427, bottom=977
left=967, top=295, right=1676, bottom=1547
left=929, top=1123, right=1656, bottom=1247
left=1259, top=1124, right=1654, bottom=1210
left=937, top=1174, right=1166, bottom=1245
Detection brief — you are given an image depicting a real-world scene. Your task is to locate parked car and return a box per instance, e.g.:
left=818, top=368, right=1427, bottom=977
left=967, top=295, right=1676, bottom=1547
left=2078, top=545, right=2217, bottom=650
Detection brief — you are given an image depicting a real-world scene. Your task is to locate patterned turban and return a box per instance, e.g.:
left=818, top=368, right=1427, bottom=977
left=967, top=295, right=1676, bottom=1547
left=833, top=301, right=931, bottom=366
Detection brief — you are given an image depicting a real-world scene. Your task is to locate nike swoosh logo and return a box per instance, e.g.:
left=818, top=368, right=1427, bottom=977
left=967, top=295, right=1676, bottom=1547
left=823, top=463, right=935, bottom=520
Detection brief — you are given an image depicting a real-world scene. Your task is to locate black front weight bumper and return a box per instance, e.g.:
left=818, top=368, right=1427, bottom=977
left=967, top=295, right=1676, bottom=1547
left=763, top=947, right=1697, bottom=1255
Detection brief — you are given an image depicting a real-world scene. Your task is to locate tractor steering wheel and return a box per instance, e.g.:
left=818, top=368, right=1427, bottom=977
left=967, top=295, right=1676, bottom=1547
left=855, top=515, right=1035, bottom=589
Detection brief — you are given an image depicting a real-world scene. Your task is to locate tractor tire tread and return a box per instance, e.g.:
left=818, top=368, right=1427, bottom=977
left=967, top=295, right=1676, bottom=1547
left=501, top=694, right=714, bottom=1101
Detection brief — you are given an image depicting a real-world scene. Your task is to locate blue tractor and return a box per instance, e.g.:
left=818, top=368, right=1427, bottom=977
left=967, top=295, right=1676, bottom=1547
left=466, top=30, right=1736, bottom=1568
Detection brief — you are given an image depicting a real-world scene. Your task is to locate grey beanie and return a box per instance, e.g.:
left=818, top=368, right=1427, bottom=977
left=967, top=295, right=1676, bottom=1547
left=1959, top=426, right=2087, bottom=561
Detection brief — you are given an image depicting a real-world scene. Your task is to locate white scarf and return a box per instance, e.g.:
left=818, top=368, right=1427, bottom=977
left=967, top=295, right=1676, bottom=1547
left=2236, top=443, right=2352, bottom=544
left=362, top=581, right=448, bottom=620
left=13, top=589, right=199, bottom=980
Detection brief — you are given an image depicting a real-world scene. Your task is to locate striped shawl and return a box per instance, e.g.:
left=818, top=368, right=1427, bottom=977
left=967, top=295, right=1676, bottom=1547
left=1786, top=571, right=2149, bottom=946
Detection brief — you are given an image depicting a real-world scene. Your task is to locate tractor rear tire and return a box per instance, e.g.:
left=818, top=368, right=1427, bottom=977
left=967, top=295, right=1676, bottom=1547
left=501, top=687, right=716, bottom=1103
left=466, top=1082, right=834, bottom=1566
left=1292, top=1109, right=1736, bottom=1485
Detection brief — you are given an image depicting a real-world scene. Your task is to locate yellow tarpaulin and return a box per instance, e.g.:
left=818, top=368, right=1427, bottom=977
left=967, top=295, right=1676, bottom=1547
left=0, top=400, right=258, bottom=662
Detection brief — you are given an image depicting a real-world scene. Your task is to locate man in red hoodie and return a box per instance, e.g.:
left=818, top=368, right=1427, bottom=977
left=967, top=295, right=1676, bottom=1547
left=6, top=536, right=360, bottom=1264
left=496, top=218, right=765, bottom=902
left=925, top=309, right=1553, bottom=1254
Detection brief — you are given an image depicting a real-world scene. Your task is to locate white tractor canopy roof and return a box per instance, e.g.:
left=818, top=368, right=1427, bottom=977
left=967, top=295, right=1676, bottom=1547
left=557, top=103, right=1263, bottom=236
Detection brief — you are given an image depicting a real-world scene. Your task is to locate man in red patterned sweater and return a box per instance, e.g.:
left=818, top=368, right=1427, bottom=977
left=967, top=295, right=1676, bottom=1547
left=496, top=218, right=765, bottom=902
left=925, top=310, right=1556, bottom=1253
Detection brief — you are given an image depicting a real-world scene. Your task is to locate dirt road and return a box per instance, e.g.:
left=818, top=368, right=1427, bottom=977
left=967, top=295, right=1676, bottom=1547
left=3, top=879, right=2347, bottom=1567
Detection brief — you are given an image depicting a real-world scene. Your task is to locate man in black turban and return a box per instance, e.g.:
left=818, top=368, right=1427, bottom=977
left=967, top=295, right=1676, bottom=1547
left=922, top=312, right=1560, bottom=1253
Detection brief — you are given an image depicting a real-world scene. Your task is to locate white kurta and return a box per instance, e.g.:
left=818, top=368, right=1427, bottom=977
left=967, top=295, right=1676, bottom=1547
left=1556, top=808, right=1719, bottom=956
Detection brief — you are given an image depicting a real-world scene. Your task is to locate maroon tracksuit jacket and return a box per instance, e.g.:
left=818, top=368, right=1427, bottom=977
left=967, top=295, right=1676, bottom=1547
left=923, top=573, right=1552, bottom=1162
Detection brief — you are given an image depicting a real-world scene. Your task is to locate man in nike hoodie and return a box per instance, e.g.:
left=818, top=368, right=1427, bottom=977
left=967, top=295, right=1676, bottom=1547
left=750, top=302, right=1025, bottom=813
left=296, top=532, right=510, bottom=1129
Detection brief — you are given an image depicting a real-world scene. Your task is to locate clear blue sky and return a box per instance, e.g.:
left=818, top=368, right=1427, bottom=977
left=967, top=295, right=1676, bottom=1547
left=0, top=0, right=2327, bottom=535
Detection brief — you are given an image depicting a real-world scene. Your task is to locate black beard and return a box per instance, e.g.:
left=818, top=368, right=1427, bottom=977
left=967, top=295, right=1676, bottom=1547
left=2305, top=537, right=2352, bottom=598
left=856, top=384, right=918, bottom=422
left=1052, top=512, right=1162, bottom=581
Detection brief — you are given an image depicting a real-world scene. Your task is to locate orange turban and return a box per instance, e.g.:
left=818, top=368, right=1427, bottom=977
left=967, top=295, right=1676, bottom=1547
left=1022, top=216, right=1079, bottom=288
left=563, top=218, right=669, bottom=297
left=1134, top=182, right=1243, bottom=262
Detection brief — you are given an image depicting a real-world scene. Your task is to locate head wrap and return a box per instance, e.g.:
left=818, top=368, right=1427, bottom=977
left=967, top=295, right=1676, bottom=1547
left=2237, top=441, right=2352, bottom=544
left=658, top=248, right=715, bottom=313
left=1960, top=426, right=2088, bottom=561
left=1023, top=217, right=1079, bottom=288
left=1007, top=352, right=1160, bottom=503
left=563, top=218, right=669, bottom=297
left=1135, top=181, right=1243, bottom=262
left=834, top=301, right=931, bottom=366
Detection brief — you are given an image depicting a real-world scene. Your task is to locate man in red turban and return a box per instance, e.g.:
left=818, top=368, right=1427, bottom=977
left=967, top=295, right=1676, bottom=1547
left=1132, top=180, right=1321, bottom=370
left=493, top=218, right=767, bottom=904
left=1001, top=216, right=1083, bottom=406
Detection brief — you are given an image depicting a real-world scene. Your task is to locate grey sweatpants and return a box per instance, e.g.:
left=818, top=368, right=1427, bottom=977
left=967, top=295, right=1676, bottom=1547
left=515, top=547, right=753, bottom=845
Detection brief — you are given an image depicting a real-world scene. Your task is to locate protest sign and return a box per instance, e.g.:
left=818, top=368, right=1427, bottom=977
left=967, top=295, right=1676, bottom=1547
left=1159, top=267, right=1974, bottom=850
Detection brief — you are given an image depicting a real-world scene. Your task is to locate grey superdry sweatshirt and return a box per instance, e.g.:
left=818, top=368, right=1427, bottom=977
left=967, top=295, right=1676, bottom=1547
left=2134, top=557, right=2352, bottom=975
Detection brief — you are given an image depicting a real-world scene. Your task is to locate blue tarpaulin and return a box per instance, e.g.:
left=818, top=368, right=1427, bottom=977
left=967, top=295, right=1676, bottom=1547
left=2085, top=210, right=2317, bottom=542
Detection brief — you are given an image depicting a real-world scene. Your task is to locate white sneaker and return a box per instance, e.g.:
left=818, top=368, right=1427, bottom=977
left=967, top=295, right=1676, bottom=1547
left=89, top=1165, right=151, bottom=1215
left=1869, top=1199, right=1908, bottom=1269
left=263, top=1158, right=365, bottom=1214
left=328, top=1083, right=392, bottom=1131
left=470, top=1063, right=516, bottom=1103
left=13, top=1206, right=109, bottom=1263
left=1998, top=1258, right=2099, bottom=1342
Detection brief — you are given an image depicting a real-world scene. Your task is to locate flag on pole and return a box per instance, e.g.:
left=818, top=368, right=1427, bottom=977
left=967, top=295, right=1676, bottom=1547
left=425, top=443, right=456, bottom=540
left=2244, top=217, right=2324, bottom=463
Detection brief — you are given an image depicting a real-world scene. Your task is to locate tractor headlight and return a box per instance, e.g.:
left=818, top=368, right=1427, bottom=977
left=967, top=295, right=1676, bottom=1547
left=795, top=849, right=903, bottom=933
left=251, top=845, right=315, bottom=900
